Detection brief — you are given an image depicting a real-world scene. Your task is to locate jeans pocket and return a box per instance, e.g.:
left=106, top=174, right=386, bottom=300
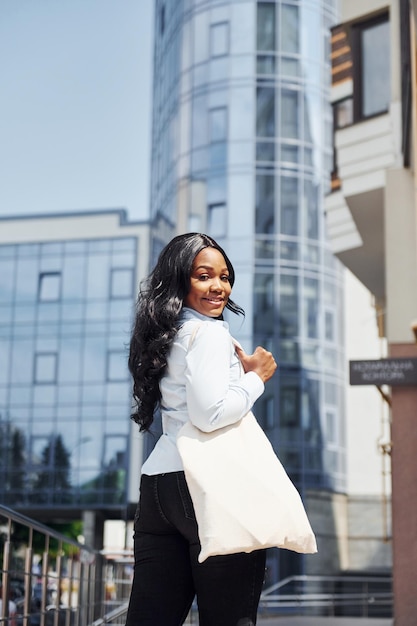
left=176, top=472, right=196, bottom=520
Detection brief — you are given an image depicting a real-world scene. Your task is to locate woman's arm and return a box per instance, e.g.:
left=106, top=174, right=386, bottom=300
left=184, top=323, right=266, bottom=432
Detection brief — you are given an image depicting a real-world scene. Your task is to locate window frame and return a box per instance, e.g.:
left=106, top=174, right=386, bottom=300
left=207, top=202, right=227, bottom=238
left=209, top=21, right=229, bottom=58
left=38, top=272, right=62, bottom=302
left=110, top=267, right=134, bottom=300
left=351, top=12, right=390, bottom=122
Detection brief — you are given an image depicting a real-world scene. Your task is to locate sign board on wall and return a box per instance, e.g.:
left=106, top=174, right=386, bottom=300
left=349, top=358, right=417, bottom=386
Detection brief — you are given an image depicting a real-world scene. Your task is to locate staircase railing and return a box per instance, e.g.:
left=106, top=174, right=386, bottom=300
left=1, top=504, right=393, bottom=625
left=0, top=505, right=132, bottom=626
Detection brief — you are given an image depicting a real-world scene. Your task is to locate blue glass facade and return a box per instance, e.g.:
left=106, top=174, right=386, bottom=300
left=0, top=223, right=141, bottom=514
left=150, top=0, right=345, bottom=580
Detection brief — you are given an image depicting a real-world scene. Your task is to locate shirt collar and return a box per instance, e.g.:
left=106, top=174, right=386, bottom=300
left=180, top=306, right=229, bottom=330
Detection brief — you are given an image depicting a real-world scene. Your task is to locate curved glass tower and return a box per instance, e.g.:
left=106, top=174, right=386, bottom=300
left=150, top=0, right=344, bottom=582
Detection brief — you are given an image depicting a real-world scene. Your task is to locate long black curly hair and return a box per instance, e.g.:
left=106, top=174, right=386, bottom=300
left=128, top=233, right=244, bottom=431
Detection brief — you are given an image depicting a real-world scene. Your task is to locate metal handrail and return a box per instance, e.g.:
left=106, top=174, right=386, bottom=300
left=0, top=504, right=133, bottom=626
left=0, top=507, right=94, bottom=553
left=1, top=505, right=393, bottom=624
left=260, top=574, right=393, bottom=618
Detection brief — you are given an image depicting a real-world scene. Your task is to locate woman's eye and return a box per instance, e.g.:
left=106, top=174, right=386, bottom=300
left=198, top=275, right=209, bottom=281
left=221, top=275, right=230, bottom=282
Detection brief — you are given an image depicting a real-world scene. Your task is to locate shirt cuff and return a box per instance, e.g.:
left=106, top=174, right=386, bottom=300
left=242, top=370, right=265, bottom=403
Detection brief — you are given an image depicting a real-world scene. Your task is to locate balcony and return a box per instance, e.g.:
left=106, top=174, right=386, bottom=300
left=325, top=109, right=402, bottom=303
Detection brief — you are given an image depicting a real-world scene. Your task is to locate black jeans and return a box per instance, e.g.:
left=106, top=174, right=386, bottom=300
left=125, top=472, right=266, bottom=626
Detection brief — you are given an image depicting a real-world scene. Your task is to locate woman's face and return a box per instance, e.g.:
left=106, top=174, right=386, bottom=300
left=184, top=247, right=232, bottom=318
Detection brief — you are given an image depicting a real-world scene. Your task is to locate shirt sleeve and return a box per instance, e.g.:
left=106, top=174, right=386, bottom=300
left=184, top=322, right=264, bottom=432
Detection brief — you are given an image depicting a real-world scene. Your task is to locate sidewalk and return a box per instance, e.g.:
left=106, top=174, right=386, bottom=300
left=258, top=617, right=393, bottom=626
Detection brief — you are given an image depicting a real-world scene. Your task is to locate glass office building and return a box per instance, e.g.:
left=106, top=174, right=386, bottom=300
left=0, top=211, right=148, bottom=529
left=150, top=0, right=344, bottom=580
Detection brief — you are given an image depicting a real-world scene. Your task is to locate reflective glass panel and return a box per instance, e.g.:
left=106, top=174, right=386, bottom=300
left=207, top=176, right=226, bottom=204
left=280, top=176, right=298, bottom=236
left=279, top=274, right=298, bottom=337
left=281, top=144, right=298, bottom=164
left=208, top=203, right=227, bottom=238
left=281, top=57, right=300, bottom=77
left=256, top=141, right=275, bottom=162
left=0, top=260, right=15, bottom=299
left=280, top=4, right=299, bottom=53
left=210, top=22, right=229, bottom=57
left=256, top=174, right=275, bottom=234
left=34, top=353, right=57, bottom=384
left=111, top=268, right=133, bottom=299
left=62, top=256, right=86, bottom=300
left=38, top=273, right=61, bottom=301
left=361, top=19, right=390, bottom=118
left=304, top=278, right=319, bottom=339
left=209, top=107, right=227, bottom=142
left=257, top=55, right=275, bottom=75
left=256, top=87, right=275, bottom=137
left=107, top=351, right=128, bottom=382
left=257, top=3, right=275, bottom=51
left=280, top=90, right=299, bottom=139
left=303, top=180, right=319, bottom=240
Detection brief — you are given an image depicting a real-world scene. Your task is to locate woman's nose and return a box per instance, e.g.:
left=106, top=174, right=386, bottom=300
left=210, top=277, right=223, bottom=290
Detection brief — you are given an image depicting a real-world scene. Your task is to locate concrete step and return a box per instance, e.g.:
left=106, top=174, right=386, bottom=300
left=258, top=617, right=393, bottom=626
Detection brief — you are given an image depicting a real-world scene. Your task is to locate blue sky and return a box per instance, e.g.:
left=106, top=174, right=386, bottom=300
left=0, top=0, right=154, bottom=221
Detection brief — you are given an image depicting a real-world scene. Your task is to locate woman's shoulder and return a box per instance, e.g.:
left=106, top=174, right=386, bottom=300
left=177, top=313, right=230, bottom=347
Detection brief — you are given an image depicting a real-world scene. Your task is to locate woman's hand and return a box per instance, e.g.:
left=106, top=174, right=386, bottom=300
left=235, top=345, right=277, bottom=383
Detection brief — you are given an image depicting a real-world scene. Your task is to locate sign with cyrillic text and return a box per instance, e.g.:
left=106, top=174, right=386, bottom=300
left=349, top=358, right=417, bottom=386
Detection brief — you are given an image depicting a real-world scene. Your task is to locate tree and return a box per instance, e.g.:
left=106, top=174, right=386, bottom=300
left=0, top=418, right=26, bottom=506
left=33, top=434, right=72, bottom=505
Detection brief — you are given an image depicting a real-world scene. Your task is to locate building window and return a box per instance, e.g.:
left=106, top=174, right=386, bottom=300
left=188, top=214, right=202, bottom=232
left=280, top=177, right=298, bottom=236
left=210, top=22, right=229, bottom=57
left=256, top=174, right=275, bottom=234
left=208, top=203, right=227, bottom=238
left=279, top=275, right=298, bottom=337
left=325, top=310, right=334, bottom=341
left=280, top=89, right=299, bottom=139
left=256, top=87, right=275, bottom=137
left=160, top=4, right=165, bottom=35
left=280, top=385, right=299, bottom=428
left=257, top=2, right=275, bottom=52
left=257, top=55, right=275, bottom=75
left=263, top=275, right=274, bottom=309
left=110, top=268, right=133, bottom=299
left=280, top=3, right=299, bottom=54
left=34, top=353, right=57, bottom=384
left=104, top=435, right=127, bottom=467
left=38, top=272, right=61, bottom=301
left=256, top=141, right=275, bottom=162
left=107, top=351, right=128, bottom=382
left=266, top=396, right=274, bottom=429
left=354, top=14, right=390, bottom=119
left=209, top=107, right=227, bottom=173
left=326, top=410, right=337, bottom=444
left=209, top=108, right=227, bottom=142
left=304, top=278, right=319, bottom=339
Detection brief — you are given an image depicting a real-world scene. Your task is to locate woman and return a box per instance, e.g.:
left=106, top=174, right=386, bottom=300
left=126, top=233, right=277, bottom=626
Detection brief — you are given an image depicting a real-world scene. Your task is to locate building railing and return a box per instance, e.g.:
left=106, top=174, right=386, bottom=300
left=259, top=574, right=393, bottom=618
left=0, top=505, right=133, bottom=626
left=1, top=503, right=393, bottom=625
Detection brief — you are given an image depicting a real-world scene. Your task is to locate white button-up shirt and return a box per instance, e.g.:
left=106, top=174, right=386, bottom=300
left=141, top=307, right=264, bottom=475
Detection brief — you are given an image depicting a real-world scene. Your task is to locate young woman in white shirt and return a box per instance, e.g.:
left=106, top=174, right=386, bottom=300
left=125, top=233, right=277, bottom=626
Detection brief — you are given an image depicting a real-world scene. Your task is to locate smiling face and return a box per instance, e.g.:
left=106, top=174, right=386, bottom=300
left=184, top=247, right=232, bottom=318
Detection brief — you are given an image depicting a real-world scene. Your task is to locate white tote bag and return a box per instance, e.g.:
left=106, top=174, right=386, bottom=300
left=177, top=411, right=318, bottom=563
